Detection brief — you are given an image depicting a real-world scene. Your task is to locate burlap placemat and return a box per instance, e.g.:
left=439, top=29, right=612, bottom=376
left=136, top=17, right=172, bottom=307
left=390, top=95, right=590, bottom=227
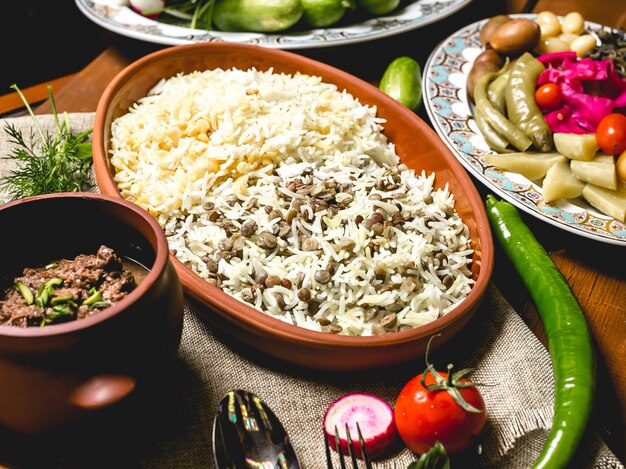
left=0, top=114, right=623, bottom=469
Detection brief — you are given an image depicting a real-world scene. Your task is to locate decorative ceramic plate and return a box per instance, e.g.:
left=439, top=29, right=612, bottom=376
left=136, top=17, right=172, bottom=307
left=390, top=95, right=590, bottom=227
left=423, top=14, right=626, bottom=246
left=75, top=0, right=471, bottom=49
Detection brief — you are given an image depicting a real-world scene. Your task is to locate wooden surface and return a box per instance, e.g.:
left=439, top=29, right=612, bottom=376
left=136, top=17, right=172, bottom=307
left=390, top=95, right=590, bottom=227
left=0, top=0, right=624, bottom=465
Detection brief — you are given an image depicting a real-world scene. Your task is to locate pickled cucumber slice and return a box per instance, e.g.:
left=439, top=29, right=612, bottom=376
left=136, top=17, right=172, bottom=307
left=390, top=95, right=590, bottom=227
left=554, top=133, right=599, bottom=161
left=542, top=160, right=585, bottom=202
left=484, top=152, right=565, bottom=180
left=582, top=183, right=626, bottom=222
left=570, top=155, right=617, bottom=190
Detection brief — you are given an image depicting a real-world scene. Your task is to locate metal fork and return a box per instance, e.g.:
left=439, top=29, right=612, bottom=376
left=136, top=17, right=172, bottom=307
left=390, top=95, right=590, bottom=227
left=324, top=422, right=373, bottom=469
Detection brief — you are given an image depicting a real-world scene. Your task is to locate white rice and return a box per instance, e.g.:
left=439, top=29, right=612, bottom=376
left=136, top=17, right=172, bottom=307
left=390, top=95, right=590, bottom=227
left=109, top=67, right=474, bottom=336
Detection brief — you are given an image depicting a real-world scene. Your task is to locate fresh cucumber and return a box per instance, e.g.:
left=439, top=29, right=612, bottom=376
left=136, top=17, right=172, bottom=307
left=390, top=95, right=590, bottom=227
left=357, top=0, right=399, bottom=15
left=379, top=56, right=422, bottom=111
left=212, top=0, right=303, bottom=32
left=301, top=0, right=353, bottom=27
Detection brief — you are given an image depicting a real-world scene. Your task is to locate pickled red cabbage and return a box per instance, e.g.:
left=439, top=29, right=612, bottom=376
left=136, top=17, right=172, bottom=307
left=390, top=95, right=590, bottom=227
left=536, top=53, right=626, bottom=134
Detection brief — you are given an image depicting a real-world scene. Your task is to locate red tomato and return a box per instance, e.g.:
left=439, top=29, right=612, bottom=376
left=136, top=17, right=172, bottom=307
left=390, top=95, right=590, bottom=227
left=535, top=83, right=564, bottom=111
left=394, top=370, right=486, bottom=455
left=596, top=113, right=626, bottom=155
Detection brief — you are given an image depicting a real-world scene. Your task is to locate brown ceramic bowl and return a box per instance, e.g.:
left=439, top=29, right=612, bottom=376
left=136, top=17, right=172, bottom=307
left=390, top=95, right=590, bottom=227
left=0, top=193, right=184, bottom=435
left=92, top=43, right=494, bottom=372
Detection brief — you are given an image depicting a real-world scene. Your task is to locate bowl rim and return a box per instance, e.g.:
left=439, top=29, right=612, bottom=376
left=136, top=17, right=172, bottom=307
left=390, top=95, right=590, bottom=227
left=0, top=192, right=171, bottom=338
left=92, top=42, right=495, bottom=348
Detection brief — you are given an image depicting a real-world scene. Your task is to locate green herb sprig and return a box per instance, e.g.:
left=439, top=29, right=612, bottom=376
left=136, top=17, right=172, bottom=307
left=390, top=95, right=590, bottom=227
left=157, top=0, right=215, bottom=30
left=0, top=84, right=93, bottom=201
left=407, top=442, right=450, bottom=469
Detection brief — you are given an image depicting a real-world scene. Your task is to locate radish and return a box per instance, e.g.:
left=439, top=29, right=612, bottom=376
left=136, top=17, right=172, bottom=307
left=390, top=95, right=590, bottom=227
left=130, top=0, right=165, bottom=19
left=323, top=393, right=397, bottom=460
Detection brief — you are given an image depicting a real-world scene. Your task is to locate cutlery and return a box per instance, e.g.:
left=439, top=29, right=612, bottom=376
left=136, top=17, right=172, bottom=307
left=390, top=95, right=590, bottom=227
left=213, top=389, right=300, bottom=468
left=324, top=422, right=373, bottom=469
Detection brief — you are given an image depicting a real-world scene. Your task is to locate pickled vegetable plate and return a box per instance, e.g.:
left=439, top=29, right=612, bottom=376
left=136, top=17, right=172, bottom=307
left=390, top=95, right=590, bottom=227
left=423, top=14, right=626, bottom=245
left=75, top=0, right=470, bottom=49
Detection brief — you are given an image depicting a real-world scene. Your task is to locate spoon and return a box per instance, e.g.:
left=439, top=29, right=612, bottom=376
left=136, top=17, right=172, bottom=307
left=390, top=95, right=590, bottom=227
left=212, top=389, right=301, bottom=469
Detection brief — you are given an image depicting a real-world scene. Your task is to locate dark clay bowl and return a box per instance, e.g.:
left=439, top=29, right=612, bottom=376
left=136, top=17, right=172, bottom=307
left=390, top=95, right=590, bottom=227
left=92, top=42, right=494, bottom=372
left=0, top=192, right=184, bottom=435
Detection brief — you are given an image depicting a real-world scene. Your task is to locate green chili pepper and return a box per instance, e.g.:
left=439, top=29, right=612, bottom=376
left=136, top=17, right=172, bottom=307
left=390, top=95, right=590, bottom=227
left=487, top=70, right=510, bottom=115
left=473, top=107, right=511, bottom=154
left=15, top=281, right=34, bottom=305
left=485, top=195, right=594, bottom=469
left=504, top=52, right=553, bottom=152
left=474, top=66, right=532, bottom=152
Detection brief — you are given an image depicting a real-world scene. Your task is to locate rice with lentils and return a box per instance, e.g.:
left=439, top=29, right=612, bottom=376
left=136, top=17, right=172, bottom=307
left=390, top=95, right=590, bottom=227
left=109, top=67, right=474, bottom=336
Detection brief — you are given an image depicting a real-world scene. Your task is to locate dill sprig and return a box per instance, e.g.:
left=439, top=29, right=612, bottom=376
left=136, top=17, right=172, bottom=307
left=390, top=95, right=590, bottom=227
left=0, top=84, right=93, bottom=201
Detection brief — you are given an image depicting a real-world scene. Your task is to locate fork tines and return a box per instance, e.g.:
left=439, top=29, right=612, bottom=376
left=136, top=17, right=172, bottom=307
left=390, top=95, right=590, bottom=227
left=324, top=422, right=373, bottom=469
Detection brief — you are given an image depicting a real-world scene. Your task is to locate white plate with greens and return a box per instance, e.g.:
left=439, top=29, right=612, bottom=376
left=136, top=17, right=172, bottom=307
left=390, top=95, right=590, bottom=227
left=75, top=0, right=471, bottom=49
left=422, top=14, right=626, bottom=246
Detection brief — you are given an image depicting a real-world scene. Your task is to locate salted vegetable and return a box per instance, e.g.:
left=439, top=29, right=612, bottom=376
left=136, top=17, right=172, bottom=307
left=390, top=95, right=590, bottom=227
left=542, top=160, right=585, bottom=202
left=553, top=133, right=599, bottom=161
left=582, top=183, right=626, bottom=222
left=483, top=152, right=565, bottom=180
left=505, top=52, right=552, bottom=152
left=570, top=155, right=617, bottom=190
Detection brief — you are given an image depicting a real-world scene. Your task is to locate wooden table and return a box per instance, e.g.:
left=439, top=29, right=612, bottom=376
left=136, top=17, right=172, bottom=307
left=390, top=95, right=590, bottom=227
left=0, top=0, right=624, bottom=465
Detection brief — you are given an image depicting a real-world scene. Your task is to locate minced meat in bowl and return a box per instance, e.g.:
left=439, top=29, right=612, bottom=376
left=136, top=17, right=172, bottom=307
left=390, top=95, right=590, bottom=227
left=0, top=245, right=137, bottom=327
left=108, top=66, right=475, bottom=337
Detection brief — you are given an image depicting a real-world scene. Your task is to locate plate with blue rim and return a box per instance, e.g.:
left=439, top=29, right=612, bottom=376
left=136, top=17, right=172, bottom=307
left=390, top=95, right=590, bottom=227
left=422, top=13, right=626, bottom=246
left=75, top=0, right=471, bottom=49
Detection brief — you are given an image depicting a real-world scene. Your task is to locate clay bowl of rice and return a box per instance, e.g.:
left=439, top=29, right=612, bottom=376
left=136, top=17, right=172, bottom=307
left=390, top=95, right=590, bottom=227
left=92, top=42, right=494, bottom=372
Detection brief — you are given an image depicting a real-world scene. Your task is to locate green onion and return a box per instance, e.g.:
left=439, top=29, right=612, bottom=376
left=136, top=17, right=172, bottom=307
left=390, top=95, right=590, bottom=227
left=36, top=287, right=50, bottom=308
left=44, top=277, right=63, bottom=288
left=51, top=294, right=74, bottom=305
left=90, top=301, right=111, bottom=309
left=45, top=262, right=59, bottom=269
left=15, top=281, right=34, bottom=305
left=83, top=290, right=103, bottom=306
left=52, top=305, right=72, bottom=316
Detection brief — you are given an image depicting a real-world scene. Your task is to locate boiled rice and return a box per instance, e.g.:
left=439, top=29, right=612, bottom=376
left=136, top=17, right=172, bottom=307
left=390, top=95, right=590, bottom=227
left=109, top=67, right=474, bottom=336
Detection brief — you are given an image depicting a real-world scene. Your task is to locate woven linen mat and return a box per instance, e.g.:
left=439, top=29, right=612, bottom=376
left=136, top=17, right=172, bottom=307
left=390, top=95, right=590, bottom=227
left=0, top=114, right=623, bottom=469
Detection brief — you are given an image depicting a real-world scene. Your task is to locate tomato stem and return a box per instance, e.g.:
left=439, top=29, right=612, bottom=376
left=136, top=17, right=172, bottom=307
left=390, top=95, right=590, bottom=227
left=420, top=334, right=484, bottom=414
left=446, top=364, right=454, bottom=387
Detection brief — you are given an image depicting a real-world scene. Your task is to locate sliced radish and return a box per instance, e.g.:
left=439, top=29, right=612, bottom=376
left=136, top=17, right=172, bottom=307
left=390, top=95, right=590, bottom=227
left=130, top=0, right=164, bottom=19
left=323, top=393, right=397, bottom=460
